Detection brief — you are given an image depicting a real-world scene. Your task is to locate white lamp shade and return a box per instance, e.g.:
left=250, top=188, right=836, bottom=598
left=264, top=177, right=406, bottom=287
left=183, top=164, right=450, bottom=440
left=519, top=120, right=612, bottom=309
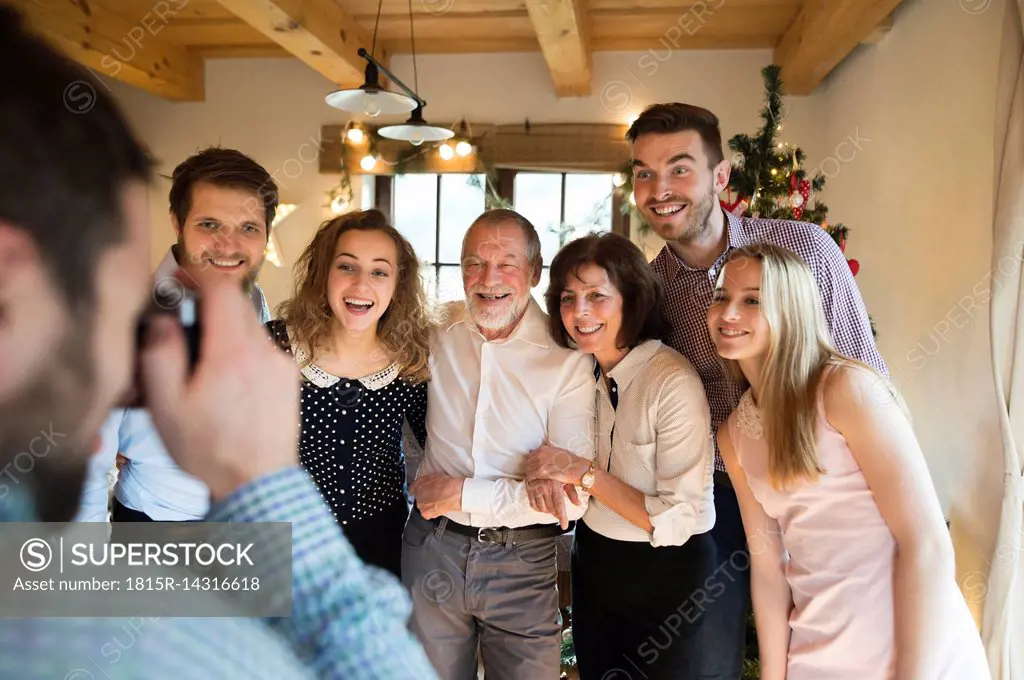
left=378, top=122, right=455, bottom=144
left=325, top=87, right=418, bottom=117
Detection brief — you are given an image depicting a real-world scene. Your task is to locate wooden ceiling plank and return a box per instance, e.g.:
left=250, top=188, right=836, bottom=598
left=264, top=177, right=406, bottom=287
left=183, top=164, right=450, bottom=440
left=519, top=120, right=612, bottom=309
left=10, top=0, right=204, bottom=101
left=774, top=0, right=907, bottom=94
left=586, top=0, right=801, bottom=9
left=215, top=0, right=381, bottom=86
left=93, top=0, right=239, bottom=21
left=361, top=12, right=535, bottom=40
left=159, top=18, right=285, bottom=47
left=589, top=6, right=799, bottom=40
left=344, top=0, right=526, bottom=14
left=593, top=34, right=780, bottom=50
left=379, top=37, right=540, bottom=53
left=194, top=44, right=294, bottom=58
left=525, top=0, right=592, bottom=97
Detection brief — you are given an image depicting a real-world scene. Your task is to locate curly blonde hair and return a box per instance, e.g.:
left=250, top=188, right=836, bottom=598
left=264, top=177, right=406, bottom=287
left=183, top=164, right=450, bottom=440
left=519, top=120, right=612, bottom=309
left=276, top=209, right=434, bottom=383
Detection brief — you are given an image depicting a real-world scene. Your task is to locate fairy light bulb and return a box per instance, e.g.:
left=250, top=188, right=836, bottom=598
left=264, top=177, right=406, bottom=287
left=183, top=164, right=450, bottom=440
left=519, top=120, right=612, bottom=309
left=346, top=127, right=365, bottom=143
left=330, top=195, right=349, bottom=214
left=438, top=143, right=454, bottom=161
left=455, top=141, right=473, bottom=157
left=360, top=154, right=377, bottom=171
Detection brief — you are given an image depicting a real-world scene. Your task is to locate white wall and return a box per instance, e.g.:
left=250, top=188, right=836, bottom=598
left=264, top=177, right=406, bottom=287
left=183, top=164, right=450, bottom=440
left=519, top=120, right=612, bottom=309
left=102, top=48, right=820, bottom=312
left=813, top=0, right=1008, bottom=623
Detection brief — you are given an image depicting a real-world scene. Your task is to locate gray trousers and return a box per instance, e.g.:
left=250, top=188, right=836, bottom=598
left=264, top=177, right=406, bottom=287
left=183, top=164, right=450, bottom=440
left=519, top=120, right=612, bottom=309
left=401, top=509, right=561, bottom=680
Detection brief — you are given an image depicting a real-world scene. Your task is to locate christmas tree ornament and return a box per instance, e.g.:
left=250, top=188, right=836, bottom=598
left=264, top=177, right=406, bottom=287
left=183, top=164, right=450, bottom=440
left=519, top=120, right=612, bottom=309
left=723, top=64, right=875, bottom=340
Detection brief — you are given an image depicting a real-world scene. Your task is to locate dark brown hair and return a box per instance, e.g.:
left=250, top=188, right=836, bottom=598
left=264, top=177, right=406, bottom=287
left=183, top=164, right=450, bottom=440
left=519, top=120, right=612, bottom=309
left=0, top=6, right=153, bottom=314
left=169, top=147, right=278, bottom=237
left=276, top=209, right=434, bottom=383
left=626, top=103, right=725, bottom=168
left=545, top=232, right=669, bottom=350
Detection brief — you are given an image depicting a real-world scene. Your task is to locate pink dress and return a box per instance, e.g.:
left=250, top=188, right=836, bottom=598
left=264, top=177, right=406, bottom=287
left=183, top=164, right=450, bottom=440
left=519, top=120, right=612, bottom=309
left=728, top=389, right=990, bottom=680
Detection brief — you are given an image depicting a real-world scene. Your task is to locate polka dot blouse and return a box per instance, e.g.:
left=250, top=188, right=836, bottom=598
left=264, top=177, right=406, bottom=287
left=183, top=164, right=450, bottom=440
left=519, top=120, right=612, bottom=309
left=266, top=321, right=428, bottom=529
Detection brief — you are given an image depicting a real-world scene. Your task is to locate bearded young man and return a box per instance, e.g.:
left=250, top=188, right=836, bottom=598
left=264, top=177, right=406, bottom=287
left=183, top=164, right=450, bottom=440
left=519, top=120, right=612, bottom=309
left=627, top=103, right=887, bottom=680
left=75, top=148, right=276, bottom=525
left=0, top=7, right=436, bottom=678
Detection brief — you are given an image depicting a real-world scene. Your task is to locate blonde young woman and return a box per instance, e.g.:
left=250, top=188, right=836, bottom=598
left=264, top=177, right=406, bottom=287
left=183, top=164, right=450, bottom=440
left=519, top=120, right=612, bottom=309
left=267, top=209, right=433, bottom=578
left=708, top=243, right=989, bottom=680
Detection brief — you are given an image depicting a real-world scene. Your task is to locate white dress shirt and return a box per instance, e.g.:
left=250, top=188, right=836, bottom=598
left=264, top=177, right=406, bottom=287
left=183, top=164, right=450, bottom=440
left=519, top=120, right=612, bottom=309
left=583, top=339, right=716, bottom=546
left=417, top=298, right=597, bottom=529
left=75, top=246, right=271, bottom=522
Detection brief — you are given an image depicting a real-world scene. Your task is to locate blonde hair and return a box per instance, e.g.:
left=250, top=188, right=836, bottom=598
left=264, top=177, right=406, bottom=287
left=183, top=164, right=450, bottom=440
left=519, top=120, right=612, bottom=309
left=716, top=243, right=896, bottom=488
left=276, top=209, right=435, bottom=383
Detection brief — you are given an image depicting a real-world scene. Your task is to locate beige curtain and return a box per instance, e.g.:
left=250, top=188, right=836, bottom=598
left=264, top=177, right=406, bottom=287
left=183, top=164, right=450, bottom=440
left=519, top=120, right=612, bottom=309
left=983, top=0, right=1024, bottom=676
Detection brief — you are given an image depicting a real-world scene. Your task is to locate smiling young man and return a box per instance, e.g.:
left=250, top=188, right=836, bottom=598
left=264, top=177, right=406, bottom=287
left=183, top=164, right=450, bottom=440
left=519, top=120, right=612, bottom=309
left=627, top=103, right=887, bottom=680
left=76, top=148, right=277, bottom=526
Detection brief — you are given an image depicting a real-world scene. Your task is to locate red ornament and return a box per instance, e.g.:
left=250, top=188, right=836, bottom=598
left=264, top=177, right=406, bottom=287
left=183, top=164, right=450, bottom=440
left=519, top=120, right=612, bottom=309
left=720, top=195, right=748, bottom=216
left=847, top=258, right=860, bottom=276
left=839, top=234, right=846, bottom=253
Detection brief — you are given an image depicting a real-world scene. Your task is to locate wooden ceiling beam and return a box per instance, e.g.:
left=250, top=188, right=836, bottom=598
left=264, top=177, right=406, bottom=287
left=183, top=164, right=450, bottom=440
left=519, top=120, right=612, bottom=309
left=774, top=0, right=907, bottom=94
left=10, top=0, right=204, bottom=101
left=524, top=0, right=592, bottom=97
left=215, top=0, right=381, bottom=87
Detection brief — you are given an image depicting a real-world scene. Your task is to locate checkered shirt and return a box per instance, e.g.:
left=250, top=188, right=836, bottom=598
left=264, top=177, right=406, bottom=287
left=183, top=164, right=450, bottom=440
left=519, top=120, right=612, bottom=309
left=652, top=210, right=888, bottom=472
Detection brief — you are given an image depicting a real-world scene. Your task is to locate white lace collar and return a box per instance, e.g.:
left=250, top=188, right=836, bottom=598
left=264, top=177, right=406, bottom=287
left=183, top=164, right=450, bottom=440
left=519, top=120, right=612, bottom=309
left=735, top=390, right=763, bottom=440
left=291, top=344, right=399, bottom=391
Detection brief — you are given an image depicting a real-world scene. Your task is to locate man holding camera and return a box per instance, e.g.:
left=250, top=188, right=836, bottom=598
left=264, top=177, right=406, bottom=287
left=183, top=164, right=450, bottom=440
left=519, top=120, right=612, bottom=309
left=0, top=6, right=436, bottom=678
left=75, top=147, right=276, bottom=527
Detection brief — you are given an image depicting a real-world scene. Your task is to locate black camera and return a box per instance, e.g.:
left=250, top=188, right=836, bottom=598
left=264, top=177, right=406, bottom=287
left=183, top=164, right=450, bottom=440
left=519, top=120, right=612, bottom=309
left=118, top=278, right=202, bottom=408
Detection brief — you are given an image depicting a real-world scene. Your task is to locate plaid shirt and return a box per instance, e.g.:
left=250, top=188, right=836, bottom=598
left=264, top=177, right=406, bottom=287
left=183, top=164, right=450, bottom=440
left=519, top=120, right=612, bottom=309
left=0, top=467, right=438, bottom=680
left=652, top=210, right=887, bottom=472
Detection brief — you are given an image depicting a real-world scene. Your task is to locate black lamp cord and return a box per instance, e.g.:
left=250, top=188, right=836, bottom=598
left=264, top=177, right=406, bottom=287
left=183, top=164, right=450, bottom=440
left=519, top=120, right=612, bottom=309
left=408, top=0, right=419, bottom=95
left=371, top=0, right=382, bottom=58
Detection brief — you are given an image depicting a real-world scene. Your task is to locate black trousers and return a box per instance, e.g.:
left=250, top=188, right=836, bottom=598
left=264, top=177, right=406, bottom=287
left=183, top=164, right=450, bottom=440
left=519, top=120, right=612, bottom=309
left=109, top=498, right=202, bottom=545
left=339, top=497, right=409, bottom=580
left=571, top=520, right=717, bottom=680
left=111, top=498, right=153, bottom=522
left=694, top=477, right=753, bottom=679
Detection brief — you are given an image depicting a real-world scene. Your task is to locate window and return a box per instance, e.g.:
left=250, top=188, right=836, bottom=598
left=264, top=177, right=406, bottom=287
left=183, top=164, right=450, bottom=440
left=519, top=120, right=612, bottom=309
left=384, top=171, right=622, bottom=304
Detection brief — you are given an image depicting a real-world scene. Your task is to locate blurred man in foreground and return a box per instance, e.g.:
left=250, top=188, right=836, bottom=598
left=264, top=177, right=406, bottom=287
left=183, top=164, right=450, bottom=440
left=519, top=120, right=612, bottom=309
left=0, top=6, right=437, bottom=679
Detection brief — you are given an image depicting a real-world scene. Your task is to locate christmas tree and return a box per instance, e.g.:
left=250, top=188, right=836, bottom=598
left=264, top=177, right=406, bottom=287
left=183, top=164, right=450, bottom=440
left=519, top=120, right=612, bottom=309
left=722, top=64, right=861, bottom=283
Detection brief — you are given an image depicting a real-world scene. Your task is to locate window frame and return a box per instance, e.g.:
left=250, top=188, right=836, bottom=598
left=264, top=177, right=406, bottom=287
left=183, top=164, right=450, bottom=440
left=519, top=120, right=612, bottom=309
left=376, top=169, right=629, bottom=298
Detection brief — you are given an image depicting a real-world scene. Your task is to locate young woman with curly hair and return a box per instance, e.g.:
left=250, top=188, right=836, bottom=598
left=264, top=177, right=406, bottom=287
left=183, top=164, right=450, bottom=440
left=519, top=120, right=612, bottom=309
left=267, top=208, right=434, bottom=577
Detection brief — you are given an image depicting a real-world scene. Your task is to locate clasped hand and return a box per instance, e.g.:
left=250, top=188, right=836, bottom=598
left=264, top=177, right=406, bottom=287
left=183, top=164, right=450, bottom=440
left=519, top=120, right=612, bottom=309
left=523, top=444, right=592, bottom=529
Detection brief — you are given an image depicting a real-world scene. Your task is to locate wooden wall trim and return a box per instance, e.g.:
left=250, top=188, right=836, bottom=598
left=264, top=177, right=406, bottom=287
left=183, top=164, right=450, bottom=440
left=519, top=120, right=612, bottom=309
left=320, top=122, right=631, bottom=176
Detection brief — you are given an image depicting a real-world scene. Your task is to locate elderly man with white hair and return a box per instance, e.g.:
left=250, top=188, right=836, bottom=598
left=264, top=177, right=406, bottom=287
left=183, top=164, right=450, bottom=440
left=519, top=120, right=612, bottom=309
left=403, top=209, right=596, bottom=680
